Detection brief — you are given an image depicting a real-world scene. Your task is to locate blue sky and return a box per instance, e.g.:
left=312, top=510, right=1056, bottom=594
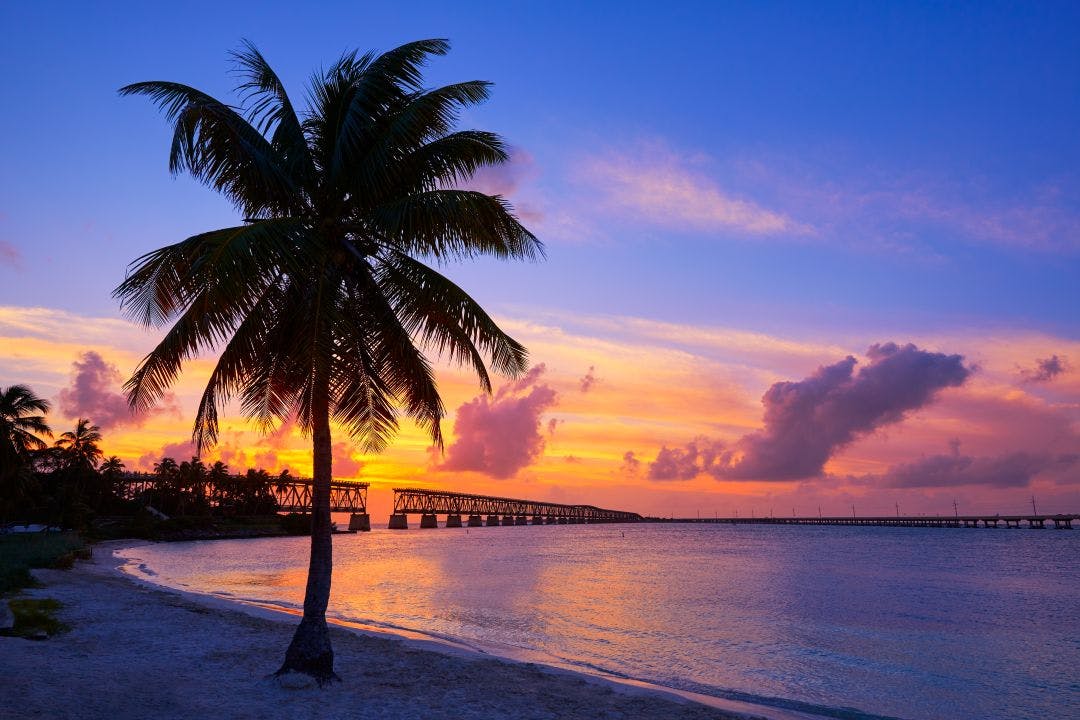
left=2, top=0, right=1077, bottom=337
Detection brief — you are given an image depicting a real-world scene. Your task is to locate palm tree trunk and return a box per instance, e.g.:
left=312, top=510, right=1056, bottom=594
left=277, top=370, right=338, bottom=683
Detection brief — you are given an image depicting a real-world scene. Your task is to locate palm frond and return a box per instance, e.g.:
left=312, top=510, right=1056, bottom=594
left=119, top=81, right=298, bottom=216
left=369, top=190, right=543, bottom=260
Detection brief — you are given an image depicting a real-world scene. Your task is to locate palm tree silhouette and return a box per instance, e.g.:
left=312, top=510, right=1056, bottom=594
left=115, top=39, right=539, bottom=681
left=54, top=418, right=104, bottom=472
left=0, top=385, right=53, bottom=520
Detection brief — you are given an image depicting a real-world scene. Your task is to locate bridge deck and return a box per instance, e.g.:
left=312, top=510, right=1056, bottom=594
left=392, top=488, right=642, bottom=522
left=116, top=473, right=368, bottom=514
left=649, top=515, right=1077, bottom=528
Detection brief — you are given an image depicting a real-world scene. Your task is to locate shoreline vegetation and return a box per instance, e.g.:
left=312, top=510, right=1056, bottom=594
left=0, top=543, right=786, bottom=720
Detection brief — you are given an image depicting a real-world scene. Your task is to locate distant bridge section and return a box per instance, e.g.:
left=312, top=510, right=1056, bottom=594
left=648, top=514, right=1076, bottom=529
left=390, top=488, right=643, bottom=528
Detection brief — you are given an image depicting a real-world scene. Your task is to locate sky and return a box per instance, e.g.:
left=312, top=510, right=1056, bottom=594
left=1, top=1, right=1078, bottom=521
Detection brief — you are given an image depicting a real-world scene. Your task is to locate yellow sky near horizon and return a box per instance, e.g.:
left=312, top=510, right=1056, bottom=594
left=2, top=304, right=1078, bottom=520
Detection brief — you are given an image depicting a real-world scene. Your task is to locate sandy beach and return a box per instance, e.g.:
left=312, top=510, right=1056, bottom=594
left=0, top=543, right=787, bottom=720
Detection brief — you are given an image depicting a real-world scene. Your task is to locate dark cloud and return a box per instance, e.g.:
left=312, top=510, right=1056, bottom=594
left=57, top=351, right=142, bottom=428
left=580, top=366, right=598, bottom=393
left=648, top=437, right=725, bottom=481
left=621, top=451, right=641, bottom=475
left=877, top=447, right=1076, bottom=489
left=1020, top=355, right=1070, bottom=384
left=644, top=343, right=971, bottom=482
left=547, top=417, right=561, bottom=435
left=716, top=343, right=970, bottom=481
left=439, top=364, right=558, bottom=478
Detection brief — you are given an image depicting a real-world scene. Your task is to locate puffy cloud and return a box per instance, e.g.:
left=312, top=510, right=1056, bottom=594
left=1020, top=355, right=1070, bottom=384
left=57, top=350, right=177, bottom=429
left=649, top=437, right=725, bottom=481
left=0, top=241, right=20, bottom=268
left=333, top=442, right=363, bottom=478
left=439, top=364, right=558, bottom=478
left=621, top=451, right=641, bottom=475
left=874, top=444, right=1077, bottom=489
left=716, top=343, right=970, bottom=480
left=579, top=366, right=598, bottom=393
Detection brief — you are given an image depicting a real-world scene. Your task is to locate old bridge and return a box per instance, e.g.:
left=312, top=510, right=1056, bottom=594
left=389, top=488, right=644, bottom=528
left=650, top=514, right=1077, bottom=529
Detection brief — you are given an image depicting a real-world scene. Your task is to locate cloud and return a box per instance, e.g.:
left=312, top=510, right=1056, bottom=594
left=439, top=364, right=558, bottom=478
left=579, top=366, right=598, bottom=393
left=0, top=241, right=19, bottom=269
left=465, top=147, right=542, bottom=224
left=718, top=343, right=970, bottom=480
left=649, top=343, right=971, bottom=482
left=648, top=437, right=725, bottom=481
left=576, top=144, right=806, bottom=236
left=1020, top=355, right=1070, bottom=384
left=621, top=451, right=641, bottom=475
left=873, top=443, right=1077, bottom=489
left=57, top=350, right=177, bottom=429
left=333, top=442, right=363, bottom=477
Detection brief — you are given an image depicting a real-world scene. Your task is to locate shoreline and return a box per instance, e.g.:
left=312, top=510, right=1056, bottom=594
left=1, top=540, right=817, bottom=720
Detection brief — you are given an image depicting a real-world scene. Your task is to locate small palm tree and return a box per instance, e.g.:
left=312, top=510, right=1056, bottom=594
left=55, top=418, right=104, bottom=472
left=116, top=39, right=540, bottom=681
left=0, top=385, right=53, bottom=519
left=0, top=384, right=53, bottom=461
left=100, top=455, right=126, bottom=503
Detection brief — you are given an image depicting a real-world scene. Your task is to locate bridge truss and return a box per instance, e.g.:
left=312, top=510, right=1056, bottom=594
left=116, top=473, right=368, bottom=514
left=392, top=488, right=642, bottom=523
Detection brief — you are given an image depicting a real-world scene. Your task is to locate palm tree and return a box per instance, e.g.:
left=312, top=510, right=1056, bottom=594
left=115, top=39, right=540, bottom=681
left=55, top=418, right=104, bottom=472
left=100, top=455, right=126, bottom=503
left=0, top=384, right=53, bottom=462
left=0, top=385, right=53, bottom=519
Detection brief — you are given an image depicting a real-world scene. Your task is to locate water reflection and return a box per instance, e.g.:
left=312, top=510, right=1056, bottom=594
left=123, top=523, right=1080, bottom=720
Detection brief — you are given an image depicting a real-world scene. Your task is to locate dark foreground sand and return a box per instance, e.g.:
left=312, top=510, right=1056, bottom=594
left=0, top=545, right=786, bottom=720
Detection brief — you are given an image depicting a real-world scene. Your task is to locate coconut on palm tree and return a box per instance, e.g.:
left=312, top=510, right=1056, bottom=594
left=116, top=39, right=540, bottom=682
left=0, top=384, right=53, bottom=519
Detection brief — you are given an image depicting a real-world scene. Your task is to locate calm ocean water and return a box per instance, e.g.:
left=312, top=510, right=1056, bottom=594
left=120, top=523, right=1079, bottom=720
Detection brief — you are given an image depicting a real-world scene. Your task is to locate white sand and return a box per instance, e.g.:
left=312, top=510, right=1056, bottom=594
left=0, top=543, right=810, bottom=720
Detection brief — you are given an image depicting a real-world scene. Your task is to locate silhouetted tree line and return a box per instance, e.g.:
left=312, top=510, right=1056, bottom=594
left=1, top=384, right=291, bottom=527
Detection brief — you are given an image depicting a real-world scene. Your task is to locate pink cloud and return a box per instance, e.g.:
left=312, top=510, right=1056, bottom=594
left=873, top=445, right=1077, bottom=489
left=439, top=364, right=558, bottom=478
left=0, top=241, right=19, bottom=268
left=576, top=144, right=806, bottom=236
left=57, top=350, right=178, bottom=429
left=579, top=366, right=598, bottom=393
left=465, top=147, right=542, bottom=224
left=333, top=442, right=363, bottom=477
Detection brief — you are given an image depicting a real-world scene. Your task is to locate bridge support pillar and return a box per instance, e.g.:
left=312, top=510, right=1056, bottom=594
left=388, top=514, right=409, bottom=530
left=467, top=514, right=483, bottom=527
left=445, top=514, right=463, bottom=528
left=348, top=513, right=371, bottom=532
left=557, top=517, right=568, bottom=524
left=501, top=515, right=516, bottom=526
left=486, top=514, right=500, bottom=526
left=532, top=515, right=544, bottom=525
left=515, top=515, right=527, bottom=525
left=420, top=513, right=438, bottom=529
